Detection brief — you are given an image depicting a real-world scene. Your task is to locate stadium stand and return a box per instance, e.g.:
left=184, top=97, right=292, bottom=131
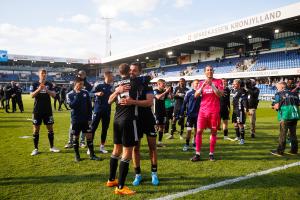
left=250, top=49, right=300, bottom=71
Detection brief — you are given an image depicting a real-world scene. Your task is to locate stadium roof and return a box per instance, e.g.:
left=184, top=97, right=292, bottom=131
left=101, top=2, right=300, bottom=65
left=7, top=54, right=89, bottom=64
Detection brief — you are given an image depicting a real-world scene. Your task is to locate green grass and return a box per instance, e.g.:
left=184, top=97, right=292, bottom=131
left=0, top=95, right=299, bottom=200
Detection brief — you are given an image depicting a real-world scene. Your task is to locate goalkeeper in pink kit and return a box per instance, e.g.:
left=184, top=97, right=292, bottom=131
left=192, top=65, right=223, bottom=161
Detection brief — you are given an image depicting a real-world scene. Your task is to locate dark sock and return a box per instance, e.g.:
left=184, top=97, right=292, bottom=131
left=235, top=127, right=240, bottom=138
left=87, top=139, right=94, bottom=157
left=224, top=129, right=228, bottom=136
left=118, top=159, right=130, bottom=189
left=48, top=131, right=54, bottom=148
left=171, top=123, right=176, bottom=134
left=240, top=127, right=245, bottom=140
left=134, top=166, right=141, bottom=174
left=151, top=165, right=157, bottom=173
left=109, top=155, right=119, bottom=181
left=186, top=139, right=190, bottom=146
left=33, top=133, right=39, bottom=149
left=158, top=131, right=163, bottom=142
left=73, top=139, right=80, bottom=157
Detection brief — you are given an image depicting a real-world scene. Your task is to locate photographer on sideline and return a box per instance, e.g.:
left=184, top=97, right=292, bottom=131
left=271, top=81, right=299, bottom=156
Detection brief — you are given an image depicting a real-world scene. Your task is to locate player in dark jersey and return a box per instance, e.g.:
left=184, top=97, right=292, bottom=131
left=232, top=79, right=249, bottom=145
left=30, top=69, right=60, bottom=156
left=169, top=78, right=189, bottom=139
left=106, top=63, right=141, bottom=195
left=164, top=85, right=174, bottom=134
left=91, top=71, right=114, bottom=154
left=154, top=79, right=171, bottom=147
left=180, top=79, right=201, bottom=151
left=122, top=63, right=160, bottom=186
left=66, top=77, right=100, bottom=162
left=220, top=78, right=231, bottom=140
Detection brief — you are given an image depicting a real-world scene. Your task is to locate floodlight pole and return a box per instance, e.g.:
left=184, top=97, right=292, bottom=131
left=102, top=17, right=112, bottom=57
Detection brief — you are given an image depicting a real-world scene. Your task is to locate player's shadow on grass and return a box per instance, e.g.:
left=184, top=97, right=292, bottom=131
left=0, top=173, right=104, bottom=186
left=0, top=125, right=29, bottom=128
left=0, top=116, right=28, bottom=118
left=0, top=119, right=30, bottom=123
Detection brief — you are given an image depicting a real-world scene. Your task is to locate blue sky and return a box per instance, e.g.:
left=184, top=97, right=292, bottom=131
left=0, top=0, right=299, bottom=59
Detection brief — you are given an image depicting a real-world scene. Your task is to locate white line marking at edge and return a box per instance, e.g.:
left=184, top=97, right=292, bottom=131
left=151, top=161, right=300, bottom=200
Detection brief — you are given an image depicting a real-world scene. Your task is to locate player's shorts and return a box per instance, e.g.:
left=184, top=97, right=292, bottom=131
left=32, top=113, right=54, bottom=126
left=137, top=116, right=157, bottom=139
left=173, top=106, right=182, bottom=119
left=186, top=116, right=197, bottom=130
left=197, top=112, right=220, bottom=132
left=114, top=119, right=138, bottom=147
left=166, top=107, right=174, bottom=119
left=232, top=111, right=246, bottom=124
left=71, top=121, right=92, bottom=136
left=220, top=108, right=230, bottom=120
left=154, top=114, right=166, bottom=126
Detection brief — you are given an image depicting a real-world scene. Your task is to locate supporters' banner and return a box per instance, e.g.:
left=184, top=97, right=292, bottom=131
left=0, top=50, right=8, bottom=62
left=271, top=36, right=300, bottom=49
left=159, top=58, right=166, bottom=66
left=179, top=55, right=191, bottom=64
left=146, top=60, right=159, bottom=68
left=252, top=41, right=270, bottom=51
left=225, top=46, right=244, bottom=57
left=151, top=68, right=300, bottom=82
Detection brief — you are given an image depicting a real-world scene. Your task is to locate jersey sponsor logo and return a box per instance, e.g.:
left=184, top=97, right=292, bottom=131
left=203, top=88, right=213, bottom=94
left=114, top=79, right=130, bottom=86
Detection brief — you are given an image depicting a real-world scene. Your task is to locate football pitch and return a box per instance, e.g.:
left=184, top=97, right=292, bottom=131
left=0, top=95, right=299, bottom=200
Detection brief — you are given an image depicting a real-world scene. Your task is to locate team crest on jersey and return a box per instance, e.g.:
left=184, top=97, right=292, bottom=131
left=83, top=93, right=87, bottom=98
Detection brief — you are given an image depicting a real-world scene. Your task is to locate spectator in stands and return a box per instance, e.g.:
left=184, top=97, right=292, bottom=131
left=271, top=81, right=299, bottom=156
left=245, top=79, right=260, bottom=138
left=15, top=83, right=24, bottom=112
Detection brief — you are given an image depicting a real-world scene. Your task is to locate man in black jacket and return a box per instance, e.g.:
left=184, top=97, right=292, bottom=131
left=246, top=79, right=260, bottom=138
left=53, top=83, right=60, bottom=110
left=15, top=83, right=24, bottom=112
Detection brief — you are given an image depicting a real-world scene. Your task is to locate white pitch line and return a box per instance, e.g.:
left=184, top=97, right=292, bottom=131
left=151, top=161, right=300, bottom=200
